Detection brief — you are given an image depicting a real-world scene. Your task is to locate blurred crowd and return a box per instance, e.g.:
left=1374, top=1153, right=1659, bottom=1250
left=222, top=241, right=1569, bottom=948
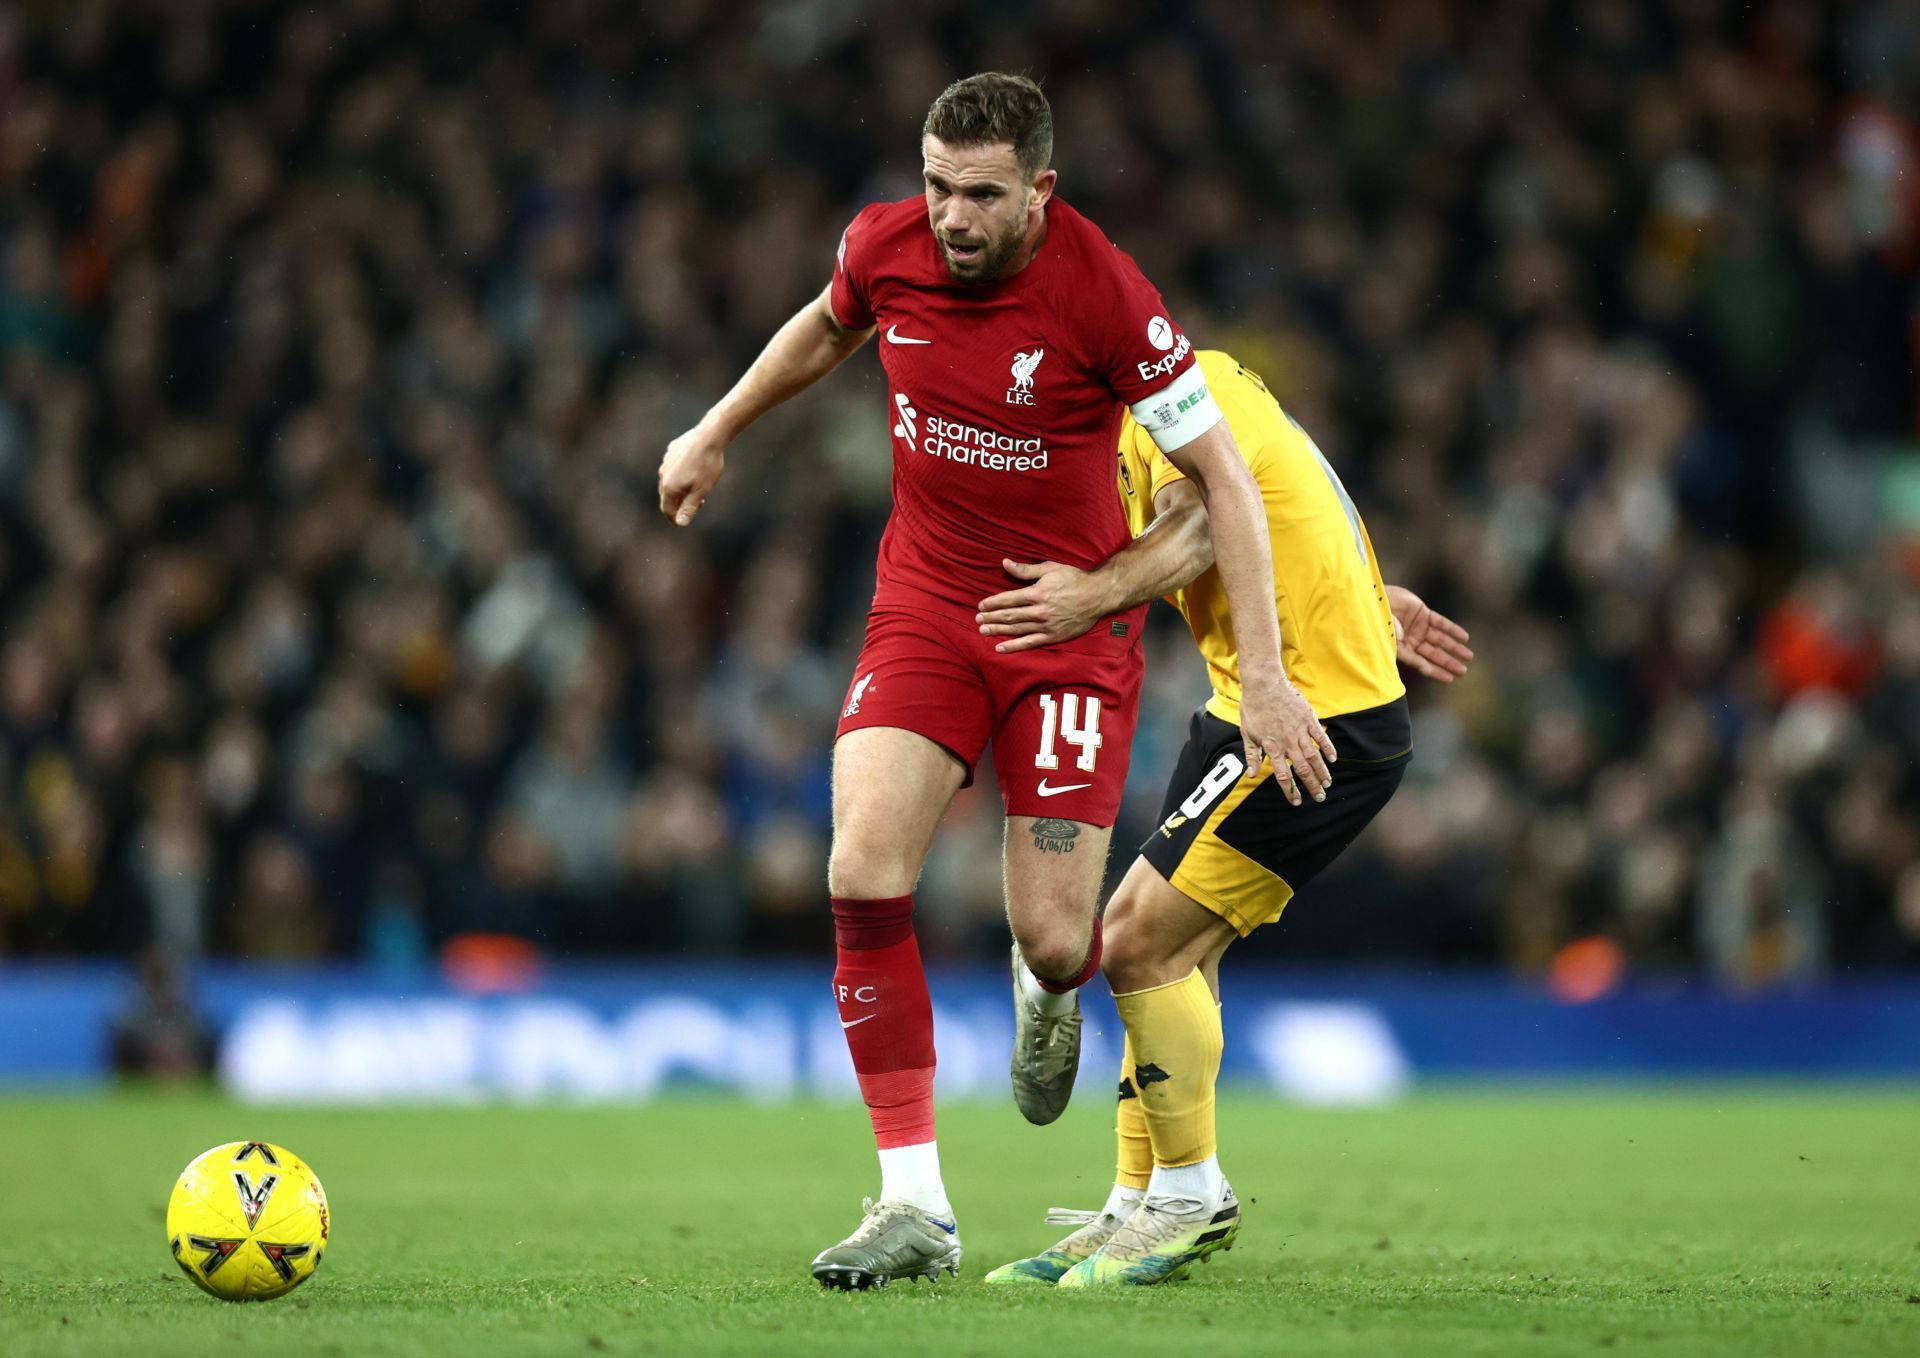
left=2, top=0, right=1918, bottom=989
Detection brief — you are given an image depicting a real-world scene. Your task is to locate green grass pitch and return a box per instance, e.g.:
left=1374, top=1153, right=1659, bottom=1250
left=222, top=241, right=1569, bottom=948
left=1, top=1087, right=1916, bottom=1356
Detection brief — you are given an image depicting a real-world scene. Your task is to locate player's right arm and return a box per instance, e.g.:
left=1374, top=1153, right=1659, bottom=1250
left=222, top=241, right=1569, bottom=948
left=658, top=282, right=874, bottom=526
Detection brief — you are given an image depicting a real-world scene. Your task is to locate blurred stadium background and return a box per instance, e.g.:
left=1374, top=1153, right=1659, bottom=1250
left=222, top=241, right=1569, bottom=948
left=2, top=0, right=1920, bottom=1104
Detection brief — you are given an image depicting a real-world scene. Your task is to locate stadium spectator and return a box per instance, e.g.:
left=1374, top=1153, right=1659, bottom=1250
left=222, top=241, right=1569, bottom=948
left=0, top=0, right=1915, bottom=987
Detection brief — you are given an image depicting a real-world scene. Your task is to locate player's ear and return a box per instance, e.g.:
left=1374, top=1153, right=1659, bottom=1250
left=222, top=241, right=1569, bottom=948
left=1028, top=167, right=1057, bottom=211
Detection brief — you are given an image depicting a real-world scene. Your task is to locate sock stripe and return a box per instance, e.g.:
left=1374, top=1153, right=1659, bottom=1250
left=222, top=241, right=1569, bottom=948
left=831, top=895, right=914, bottom=949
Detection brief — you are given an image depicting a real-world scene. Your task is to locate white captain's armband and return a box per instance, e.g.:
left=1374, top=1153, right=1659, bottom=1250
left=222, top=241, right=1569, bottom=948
left=1128, top=362, right=1222, bottom=453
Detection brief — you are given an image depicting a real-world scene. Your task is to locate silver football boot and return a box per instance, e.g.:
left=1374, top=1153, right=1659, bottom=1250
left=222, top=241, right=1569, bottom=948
left=810, top=1198, right=963, bottom=1290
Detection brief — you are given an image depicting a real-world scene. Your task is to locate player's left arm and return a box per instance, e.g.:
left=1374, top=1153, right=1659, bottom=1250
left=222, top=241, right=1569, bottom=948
left=976, top=480, right=1210, bottom=651
left=1164, top=417, right=1333, bottom=806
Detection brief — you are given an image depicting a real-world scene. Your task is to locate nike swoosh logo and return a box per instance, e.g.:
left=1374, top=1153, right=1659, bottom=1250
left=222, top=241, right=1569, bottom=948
left=885, top=325, right=932, bottom=345
left=927, top=1217, right=957, bottom=1234
left=1036, top=780, right=1093, bottom=797
left=840, top=1014, right=876, bottom=1029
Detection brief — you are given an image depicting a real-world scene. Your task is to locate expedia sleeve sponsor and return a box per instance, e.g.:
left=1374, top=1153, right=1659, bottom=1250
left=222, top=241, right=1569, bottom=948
left=1136, top=332, right=1193, bottom=382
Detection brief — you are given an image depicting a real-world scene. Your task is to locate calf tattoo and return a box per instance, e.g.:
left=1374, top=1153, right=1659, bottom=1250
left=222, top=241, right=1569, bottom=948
left=1032, top=818, right=1081, bottom=854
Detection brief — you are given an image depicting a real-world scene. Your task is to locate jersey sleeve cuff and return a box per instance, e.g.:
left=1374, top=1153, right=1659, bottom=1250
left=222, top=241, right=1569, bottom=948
left=1128, top=363, right=1223, bottom=454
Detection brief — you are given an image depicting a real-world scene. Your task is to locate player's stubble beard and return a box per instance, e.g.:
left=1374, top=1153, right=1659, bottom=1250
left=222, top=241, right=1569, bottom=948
left=939, top=210, right=1035, bottom=286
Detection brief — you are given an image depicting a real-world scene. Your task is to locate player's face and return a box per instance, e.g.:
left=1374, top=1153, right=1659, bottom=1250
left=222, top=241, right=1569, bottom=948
left=922, top=137, right=1054, bottom=285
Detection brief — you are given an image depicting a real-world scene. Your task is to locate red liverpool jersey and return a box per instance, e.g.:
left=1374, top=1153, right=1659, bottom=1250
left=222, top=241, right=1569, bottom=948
left=830, top=196, right=1199, bottom=617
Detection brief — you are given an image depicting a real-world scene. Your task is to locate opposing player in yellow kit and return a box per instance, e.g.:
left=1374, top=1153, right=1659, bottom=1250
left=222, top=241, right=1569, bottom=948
left=976, top=350, right=1473, bottom=1286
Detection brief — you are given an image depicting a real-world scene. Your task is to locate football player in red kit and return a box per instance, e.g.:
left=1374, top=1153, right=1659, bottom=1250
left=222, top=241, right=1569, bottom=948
left=659, top=73, right=1328, bottom=1289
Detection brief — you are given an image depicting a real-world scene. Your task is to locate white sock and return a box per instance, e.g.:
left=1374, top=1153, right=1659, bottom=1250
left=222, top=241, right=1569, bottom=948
left=1101, top=1182, right=1145, bottom=1219
left=1019, top=961, right=1079, bottom=1018
left=1147, top=1155, right=1223, bottom=1205
left=878, top=1142, right=952, bottom=1218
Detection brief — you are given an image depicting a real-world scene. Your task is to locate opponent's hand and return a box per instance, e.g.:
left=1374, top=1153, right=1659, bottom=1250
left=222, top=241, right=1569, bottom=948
left=659, top=425, right=726, bottom=527
left=1387, top=585, right=1474, bottom=682
left=976, top=559, right=1109, bottom=653
left=1238, top=679, right=1335, bottom=808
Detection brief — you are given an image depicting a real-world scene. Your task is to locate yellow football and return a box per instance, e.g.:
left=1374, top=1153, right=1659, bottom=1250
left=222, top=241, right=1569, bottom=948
left=166, top=1141, right=330, bottom=1301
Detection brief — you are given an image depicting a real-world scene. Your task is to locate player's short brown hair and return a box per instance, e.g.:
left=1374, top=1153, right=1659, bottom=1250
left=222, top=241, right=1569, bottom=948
left=922, top=73, right=1053, bottom=178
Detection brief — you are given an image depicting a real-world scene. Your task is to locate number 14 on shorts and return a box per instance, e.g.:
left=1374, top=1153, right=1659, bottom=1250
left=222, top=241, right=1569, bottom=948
left=1035, top=693, right=1102, bottom=771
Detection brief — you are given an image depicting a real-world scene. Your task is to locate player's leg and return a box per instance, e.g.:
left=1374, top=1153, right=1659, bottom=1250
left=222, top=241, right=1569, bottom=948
left=812, top=726, right=967, bottom=1289
left=813, top=608, right=993, bottom=1290
left=1004, top=814, right=1112, bottom=980
left=990, top=644, right=1145, bottom=1124
left=1056, top=864, right=1243, bottom=1289
left=1102, top=856, right=1240, bottom=1181
left=1115, top=1034, right=1153, bottom=1197
left=1000, top=814, right=1112, bottom=1123
left=1064, top=706, right=1413, bottom=1287
left=1058, top=710, right=1256, bottom=1287
left=987, top=855, right=1228, bottom=1287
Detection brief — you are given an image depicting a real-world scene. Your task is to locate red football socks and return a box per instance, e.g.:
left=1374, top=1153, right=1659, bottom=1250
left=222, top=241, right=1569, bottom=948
left=831, top=895, right=936, bottom=1149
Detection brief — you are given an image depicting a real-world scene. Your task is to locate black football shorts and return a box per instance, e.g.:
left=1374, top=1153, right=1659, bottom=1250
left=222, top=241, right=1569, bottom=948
left=1138, top=697, right=1411, bottom=934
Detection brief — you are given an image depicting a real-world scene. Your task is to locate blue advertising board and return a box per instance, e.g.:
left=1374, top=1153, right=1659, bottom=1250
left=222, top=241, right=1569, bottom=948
left=3, top=963, right=1918, bottom=1101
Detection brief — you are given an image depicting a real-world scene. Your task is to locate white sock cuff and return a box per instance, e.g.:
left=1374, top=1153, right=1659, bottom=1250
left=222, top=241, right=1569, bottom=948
left=877, top=1141, right=952, bottom=1218
left=1147, top=1155, right=1223, bottom=1202
left=1101, top=1182, right=1146, bottom=1219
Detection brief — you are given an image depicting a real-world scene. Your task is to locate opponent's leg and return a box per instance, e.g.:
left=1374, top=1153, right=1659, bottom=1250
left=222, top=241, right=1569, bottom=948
left=813, top=726, right=967, bottom=1290
left=1060, top=858, right=1241, bottom=1288
left=1105, top=859, right=1235, bottom=1185
left=1115, top=1033, right=1153, bottom=1194
left=1002, top=814, right=1112, bottom=1124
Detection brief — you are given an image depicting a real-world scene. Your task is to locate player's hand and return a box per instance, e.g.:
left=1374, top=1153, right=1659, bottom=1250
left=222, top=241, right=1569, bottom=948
left=976, top=559, right=1109, bottom=652
left=1387, top=585, right=1474, bottom=683
left=659, top=425, right=726, bottom=527
left=1239, top=679, right=1335, bottom=808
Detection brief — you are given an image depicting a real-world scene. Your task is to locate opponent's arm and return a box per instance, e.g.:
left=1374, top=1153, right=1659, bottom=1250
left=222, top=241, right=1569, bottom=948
left=1387, top=584, right=1474, bottom=682
left=1164, top=419, right=1334, bottom=806
left=659, top=283, right=874, bottom=526
left=977, top=481, right=1210, bottom=651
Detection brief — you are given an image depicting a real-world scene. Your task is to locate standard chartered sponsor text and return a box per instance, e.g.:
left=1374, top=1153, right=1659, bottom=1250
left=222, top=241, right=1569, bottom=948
left=921, top=412, right=1051, bottom=472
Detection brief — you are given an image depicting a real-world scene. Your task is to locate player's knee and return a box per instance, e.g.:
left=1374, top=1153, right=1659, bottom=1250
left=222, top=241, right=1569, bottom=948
left=826, top=837, right=915, bottom=901
left=1012, top=913, right=1092, bottom=983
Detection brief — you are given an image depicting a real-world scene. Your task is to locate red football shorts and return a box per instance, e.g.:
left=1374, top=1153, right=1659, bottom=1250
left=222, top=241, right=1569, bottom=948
left=835, top=604, right=1145, bottom=827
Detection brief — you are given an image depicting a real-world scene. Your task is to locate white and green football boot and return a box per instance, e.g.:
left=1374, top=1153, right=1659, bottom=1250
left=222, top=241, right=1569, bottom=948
left=1009, top=944, right=1083, bottom=1125
left=982, top=1206, right=1128, bottom=1285
left=810, top=1198, right=962, bottom=1290
left=1055, top=1181, right=1240, bottom=1287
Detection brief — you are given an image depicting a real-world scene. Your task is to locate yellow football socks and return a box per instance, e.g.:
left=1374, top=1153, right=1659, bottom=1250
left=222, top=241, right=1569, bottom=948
left=1114, top=1034, right=1152, bottom=1189
left=1112, top=968, right=1222, bottom=1169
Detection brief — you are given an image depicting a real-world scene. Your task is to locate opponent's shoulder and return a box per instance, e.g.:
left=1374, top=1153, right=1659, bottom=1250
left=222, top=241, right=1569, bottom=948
left=1195, top=350, right=1288, bottom=446
left=1195, top=349, right=1277, bottom=405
